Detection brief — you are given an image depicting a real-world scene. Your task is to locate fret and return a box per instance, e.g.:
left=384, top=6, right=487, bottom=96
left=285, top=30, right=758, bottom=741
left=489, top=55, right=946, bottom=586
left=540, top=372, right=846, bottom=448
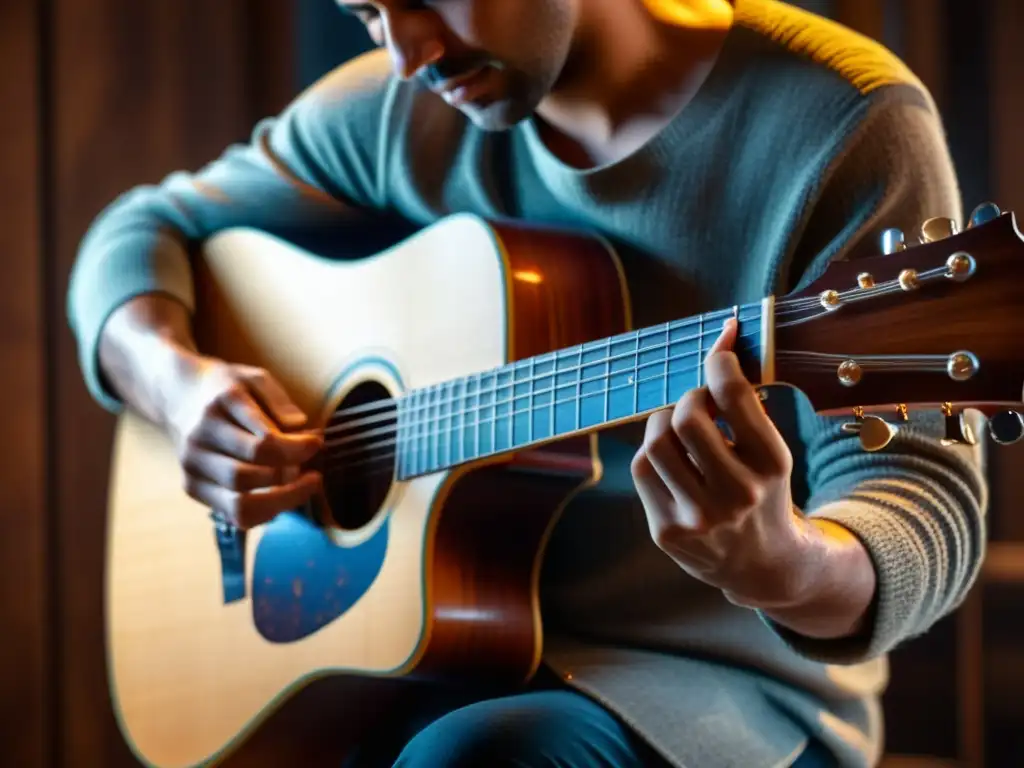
left=412, top=387, right=423, bottom=477
left=697, top=313, right=703, bottom=388
left=486, top=370, right=496, bottom=456
left=429, top=384, right=437, bottom=473
left=455, top=376, right=465, bottom=465
left=505, top=363, right=516, bottom=451
left=494, top=368, right=506, bottom=453
left=439, top=380, right=449, bottom=469
left=575, top=345, right=583, bottom=432
left=424, top=385, right=434, bottom=474
left=662, top=323, right=669, bottom=408
left=423, top=386, right=431, bottom=474
left=406, top=389, right=415, bottom=478
left=474, top=372, right=482, bottom=460
left=396, top=395, right=407, bottom=479
left=631, top=331, right=639, bottom=416
left=453, top=378, right=461, bottom=465
left=548, top=353, right=556, bottom=440
left=446, top=380, right=452, bottom=467
left=603, top=337, right=610, bottom=424
left=528, top=357, right=535, bottom=444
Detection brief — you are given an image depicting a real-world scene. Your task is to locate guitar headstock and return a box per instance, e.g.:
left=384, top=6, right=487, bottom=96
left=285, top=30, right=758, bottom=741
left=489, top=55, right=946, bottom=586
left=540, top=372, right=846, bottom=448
left=774, top=202, right=1024, bottom=448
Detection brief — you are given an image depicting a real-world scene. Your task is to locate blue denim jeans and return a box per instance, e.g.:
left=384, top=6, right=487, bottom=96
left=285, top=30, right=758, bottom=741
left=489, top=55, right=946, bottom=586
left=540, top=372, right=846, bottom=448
left=343, top=684, right=838, bottom=768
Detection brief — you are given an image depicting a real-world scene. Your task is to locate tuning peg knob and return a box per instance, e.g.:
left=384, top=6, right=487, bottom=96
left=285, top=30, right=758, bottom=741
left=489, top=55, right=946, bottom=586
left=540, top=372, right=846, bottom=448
left=841, top=415, right=898, bottom=452
left=880, top=228, right=906, bottom=255
left=918, top=216, right=960, bottom=244
left=988, top=410, right=1024, bottom=445
left=968, top=201, right=1001, bottom=228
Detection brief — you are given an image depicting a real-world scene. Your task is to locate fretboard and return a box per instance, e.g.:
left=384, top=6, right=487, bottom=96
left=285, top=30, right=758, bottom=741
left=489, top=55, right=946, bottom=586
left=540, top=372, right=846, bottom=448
left=395, top=302, right=765, bottom=479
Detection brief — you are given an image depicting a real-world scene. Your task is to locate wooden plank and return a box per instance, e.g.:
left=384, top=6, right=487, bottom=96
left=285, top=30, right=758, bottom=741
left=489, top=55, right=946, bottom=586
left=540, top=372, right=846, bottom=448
left=835, top=0, right=885, bottom=41
left=955, top=590, right=984, bottom=768
left=990, top=0, right=1024, bottom=214
left=0, top=0, right=50, bottom=766
left=44, top=1, right=362, bottom=764
left=982, top=542, right=1024, bottom=584
left=900, top=0, right=948, bottom=114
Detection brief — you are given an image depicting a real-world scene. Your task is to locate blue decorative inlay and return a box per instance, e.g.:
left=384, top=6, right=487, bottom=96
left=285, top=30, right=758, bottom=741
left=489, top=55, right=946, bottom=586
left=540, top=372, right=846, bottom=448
left=251, top=510, right=390, bottom=643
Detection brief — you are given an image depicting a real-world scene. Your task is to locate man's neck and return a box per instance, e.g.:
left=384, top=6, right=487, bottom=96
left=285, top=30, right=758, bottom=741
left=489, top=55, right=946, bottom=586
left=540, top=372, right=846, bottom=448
left=534, top=0, right=734, bottom=168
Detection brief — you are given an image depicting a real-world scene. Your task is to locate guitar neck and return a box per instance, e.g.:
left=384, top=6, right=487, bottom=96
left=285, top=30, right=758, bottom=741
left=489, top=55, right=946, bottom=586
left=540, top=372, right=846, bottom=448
left=395, top=299, right=770, bottom=479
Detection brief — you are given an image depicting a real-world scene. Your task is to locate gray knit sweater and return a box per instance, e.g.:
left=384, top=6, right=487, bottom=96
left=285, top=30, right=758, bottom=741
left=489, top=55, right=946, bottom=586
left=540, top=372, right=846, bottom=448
left=67, top=1, right=988, bottom=766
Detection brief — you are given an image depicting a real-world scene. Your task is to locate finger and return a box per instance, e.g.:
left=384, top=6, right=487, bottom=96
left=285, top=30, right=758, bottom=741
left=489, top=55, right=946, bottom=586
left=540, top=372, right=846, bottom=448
left=237, top=367, right=309, bottom=429
left=218, top=383, right=280, bottom=436
left=641, top=409, right=708, bottom=506
left=196, top=414, right=321, bottom=467
left=183, top=446, right=290, bottom=492
left=185, top=470, right=321, bottom=529
left=671, top=388, right=753, bottom=494
left=631, top=437, right=703, bottom=536
left=708, top=316, right=739, bottom=356
left=704, top=343, right=789, bottom=470
left=219, top=387, right=323, bottom=462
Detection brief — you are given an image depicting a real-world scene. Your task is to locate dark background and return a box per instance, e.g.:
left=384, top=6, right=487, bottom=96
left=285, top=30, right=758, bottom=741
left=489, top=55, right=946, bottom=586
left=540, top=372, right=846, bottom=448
left=2, top=0, right=1022, bottom=765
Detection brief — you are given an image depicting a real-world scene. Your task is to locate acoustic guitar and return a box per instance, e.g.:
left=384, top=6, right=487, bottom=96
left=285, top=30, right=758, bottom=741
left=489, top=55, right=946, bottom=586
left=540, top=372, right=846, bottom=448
left=104, top=204, right=1024, bottom=767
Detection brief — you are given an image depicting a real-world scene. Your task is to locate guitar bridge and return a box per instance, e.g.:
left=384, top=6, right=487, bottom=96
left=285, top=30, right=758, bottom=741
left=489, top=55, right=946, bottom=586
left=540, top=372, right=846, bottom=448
left=211, top=512, right=247, bottom=604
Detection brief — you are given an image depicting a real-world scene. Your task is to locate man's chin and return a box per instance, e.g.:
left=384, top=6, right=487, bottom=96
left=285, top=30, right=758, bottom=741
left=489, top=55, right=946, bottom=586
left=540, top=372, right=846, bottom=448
left=460, top=100, right=534, bottom=132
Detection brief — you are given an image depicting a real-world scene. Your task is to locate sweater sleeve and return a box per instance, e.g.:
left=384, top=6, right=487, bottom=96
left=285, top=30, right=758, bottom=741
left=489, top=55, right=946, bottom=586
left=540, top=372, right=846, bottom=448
left=66, top=50, right=395, bottom=413
left=761, top=84, right=990, bottom=664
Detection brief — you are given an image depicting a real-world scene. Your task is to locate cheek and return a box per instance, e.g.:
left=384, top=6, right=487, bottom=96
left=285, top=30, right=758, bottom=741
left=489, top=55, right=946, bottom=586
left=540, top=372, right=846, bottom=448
left=432, top=0, right=540, bottom=57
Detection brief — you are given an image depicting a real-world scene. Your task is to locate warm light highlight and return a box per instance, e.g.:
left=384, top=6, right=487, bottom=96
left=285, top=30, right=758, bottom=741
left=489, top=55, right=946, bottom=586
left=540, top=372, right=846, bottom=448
left=643, top=0, right=735, bottom=30
left=513, top=270, right=544, bottom=284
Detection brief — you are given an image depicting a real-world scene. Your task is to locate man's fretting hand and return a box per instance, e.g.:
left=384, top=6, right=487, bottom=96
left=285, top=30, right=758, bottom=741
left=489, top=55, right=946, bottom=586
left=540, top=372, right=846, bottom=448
left=631, top=318, right=876, bottom=639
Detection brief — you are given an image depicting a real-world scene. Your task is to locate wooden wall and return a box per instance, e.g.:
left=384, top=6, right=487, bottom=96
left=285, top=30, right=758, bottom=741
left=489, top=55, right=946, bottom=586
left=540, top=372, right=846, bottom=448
left=0, top=1, right=365, bottom=765
left=0, top=0, right=47, bottom=765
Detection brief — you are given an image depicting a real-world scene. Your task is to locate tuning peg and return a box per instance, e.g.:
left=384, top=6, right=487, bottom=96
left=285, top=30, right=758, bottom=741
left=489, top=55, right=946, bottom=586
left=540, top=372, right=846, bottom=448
left=968, top=201, right=1001, bottom=228
left=841, top=414, right=898, bottom=452
left=988, top=410, right=1024, bottom=445
left=918, top=216, right=960, bottom=244
left=880, top=228, right=906, bottom=255
left=941, top=404, right=978, bottom=446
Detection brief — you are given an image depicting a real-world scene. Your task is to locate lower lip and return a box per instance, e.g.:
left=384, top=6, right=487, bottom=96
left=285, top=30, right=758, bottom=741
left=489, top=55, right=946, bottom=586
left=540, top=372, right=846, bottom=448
left=442, top=68, right=492, bottom=107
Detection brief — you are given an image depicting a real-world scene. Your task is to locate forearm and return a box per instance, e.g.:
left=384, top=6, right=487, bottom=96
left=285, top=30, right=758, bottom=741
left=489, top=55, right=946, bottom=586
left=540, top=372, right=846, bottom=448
left=97, top=295, right=199, bottom=425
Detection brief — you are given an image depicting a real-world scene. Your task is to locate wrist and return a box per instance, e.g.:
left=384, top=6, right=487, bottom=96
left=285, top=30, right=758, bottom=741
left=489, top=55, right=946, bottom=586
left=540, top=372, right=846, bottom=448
left=759, top=515, right=877, bottom=640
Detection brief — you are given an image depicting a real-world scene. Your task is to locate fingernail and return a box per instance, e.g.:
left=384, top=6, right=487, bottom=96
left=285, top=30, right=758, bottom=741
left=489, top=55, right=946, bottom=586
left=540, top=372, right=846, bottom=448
left=282, top=409, right=307, bottom=425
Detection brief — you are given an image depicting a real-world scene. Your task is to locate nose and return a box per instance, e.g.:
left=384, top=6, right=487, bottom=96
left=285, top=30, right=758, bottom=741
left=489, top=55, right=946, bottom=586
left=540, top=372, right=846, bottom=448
left=380, top=10, right=445, bottom=80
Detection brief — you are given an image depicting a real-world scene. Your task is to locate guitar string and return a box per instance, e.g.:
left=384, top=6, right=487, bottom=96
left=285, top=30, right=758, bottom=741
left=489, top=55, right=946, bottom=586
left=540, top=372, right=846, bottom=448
left=323, top=306, right=758, bottom=427
left=321, top=269, right=943, bottom=429
left=321, top=339, right=953, bottom=457
left=325, top=326, right=763, bottom=439
left=323, top=327, right=762, bottom=451
left=320, top=351, right=957, bottom=476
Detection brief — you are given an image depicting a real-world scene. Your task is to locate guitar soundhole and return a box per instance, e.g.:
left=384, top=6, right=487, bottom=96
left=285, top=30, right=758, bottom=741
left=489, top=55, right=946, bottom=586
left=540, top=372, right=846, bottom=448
left=321, top=380, right=396, bottom=531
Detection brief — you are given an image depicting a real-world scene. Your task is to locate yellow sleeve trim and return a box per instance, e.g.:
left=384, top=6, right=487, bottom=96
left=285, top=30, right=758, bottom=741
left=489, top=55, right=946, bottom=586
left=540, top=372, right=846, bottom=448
left=733, top=0, right=924, bottom=95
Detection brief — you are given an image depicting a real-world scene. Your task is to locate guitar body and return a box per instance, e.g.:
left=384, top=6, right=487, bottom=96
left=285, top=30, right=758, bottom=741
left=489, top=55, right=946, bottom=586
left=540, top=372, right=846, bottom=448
left=105, top=204, right=1024, bottom=768
left=105, top=214, right=631, bottom=768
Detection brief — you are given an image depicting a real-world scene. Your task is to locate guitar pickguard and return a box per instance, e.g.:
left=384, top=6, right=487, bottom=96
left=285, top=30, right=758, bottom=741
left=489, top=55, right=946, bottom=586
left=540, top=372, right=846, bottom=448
left=251, top=511, right=390, bottom=643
